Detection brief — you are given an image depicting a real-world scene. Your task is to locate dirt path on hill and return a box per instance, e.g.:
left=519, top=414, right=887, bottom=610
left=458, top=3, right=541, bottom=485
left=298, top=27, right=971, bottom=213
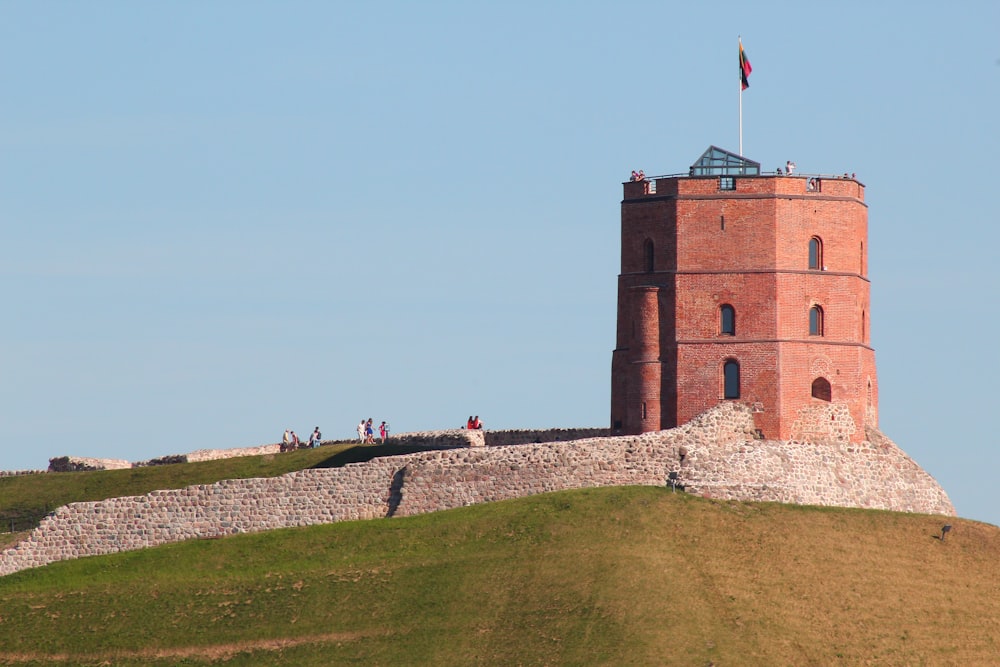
left=0, top=629, right=386, bottom=664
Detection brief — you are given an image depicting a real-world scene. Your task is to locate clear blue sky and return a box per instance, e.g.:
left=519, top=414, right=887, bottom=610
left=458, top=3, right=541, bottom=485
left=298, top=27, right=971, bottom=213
left=2, top=3, right=998, bottom=525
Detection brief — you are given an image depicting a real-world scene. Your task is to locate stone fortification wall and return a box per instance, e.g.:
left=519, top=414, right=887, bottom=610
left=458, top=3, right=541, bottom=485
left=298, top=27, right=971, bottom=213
left=0, top=470, right=46, bottom=478
left=678, top=428, right=951, bottom=514
left=185, top=444, right=283, bottom=462
left=392, top=407, right=753, bottom=516
left=0, top=404, right=954, bottom=577
left=0, top=459, right=403, bottom=576
left=386, top=427, right=609, bottom=450
left=484, top=427, right=609, bottom=447
left=388, top=430, right=482, bottom=448
left=48, top=456, right=132, bottom=472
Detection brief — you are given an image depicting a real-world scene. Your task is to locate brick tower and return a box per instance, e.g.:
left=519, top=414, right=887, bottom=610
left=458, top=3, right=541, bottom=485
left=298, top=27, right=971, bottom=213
left=611, top=147, right=877, bottom=443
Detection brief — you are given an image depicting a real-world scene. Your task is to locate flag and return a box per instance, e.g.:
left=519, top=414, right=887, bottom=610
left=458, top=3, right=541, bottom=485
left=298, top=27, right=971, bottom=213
left=739, top=41, right=752, bottom=90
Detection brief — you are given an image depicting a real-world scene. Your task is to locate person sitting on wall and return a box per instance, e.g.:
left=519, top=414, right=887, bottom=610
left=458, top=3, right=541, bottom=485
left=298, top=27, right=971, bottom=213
left=467, top=416, right=475, bottom=429
left=472, top=416, right=483, bottom=430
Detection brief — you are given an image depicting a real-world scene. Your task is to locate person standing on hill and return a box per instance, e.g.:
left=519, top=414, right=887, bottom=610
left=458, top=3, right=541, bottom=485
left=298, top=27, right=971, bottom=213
left=282, top=429, right=292, bottom=452
left=309, top=427, right=322, bottom=448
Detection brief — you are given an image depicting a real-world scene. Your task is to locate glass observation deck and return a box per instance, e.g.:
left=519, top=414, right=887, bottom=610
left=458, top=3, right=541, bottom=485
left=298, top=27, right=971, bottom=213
left=688, top=145, right=760, bottom=176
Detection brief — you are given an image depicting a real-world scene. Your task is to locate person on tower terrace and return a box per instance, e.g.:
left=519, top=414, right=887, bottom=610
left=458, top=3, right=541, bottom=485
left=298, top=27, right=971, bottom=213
left=357, top=419, right=365, bottom=443
left=472, top=415, right=483, bottom=430
left=467, top=416, right=475, bottom=429
left=365, top=418, right=375, bottom=444
left=785, top=160, right=796, bottom=175
left=282, top=429, right=292, bottom=452
left=309, top=426, right=322, bottom=448
left=379, top=420, right=388, bottom=443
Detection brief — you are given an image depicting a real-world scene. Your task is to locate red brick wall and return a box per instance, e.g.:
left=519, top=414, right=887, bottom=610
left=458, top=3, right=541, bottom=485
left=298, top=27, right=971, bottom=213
left=611, top=173, right=877, bottom=441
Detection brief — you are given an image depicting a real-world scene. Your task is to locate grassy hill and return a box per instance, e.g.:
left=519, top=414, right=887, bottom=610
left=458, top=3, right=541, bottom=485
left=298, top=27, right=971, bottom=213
left=1, top=471, right=998, bottom=665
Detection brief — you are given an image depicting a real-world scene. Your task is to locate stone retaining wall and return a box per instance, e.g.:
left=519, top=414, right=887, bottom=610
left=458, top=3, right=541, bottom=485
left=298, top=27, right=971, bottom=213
left=0, top=404, right=955, bottom=578
left=484, top=428, right=609, bottom=447
left=185, top=444, right=283, bottom=462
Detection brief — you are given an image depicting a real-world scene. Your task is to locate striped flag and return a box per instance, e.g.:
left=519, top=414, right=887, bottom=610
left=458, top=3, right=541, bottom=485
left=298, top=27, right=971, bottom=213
left=739, top=41, right=752, bottom=90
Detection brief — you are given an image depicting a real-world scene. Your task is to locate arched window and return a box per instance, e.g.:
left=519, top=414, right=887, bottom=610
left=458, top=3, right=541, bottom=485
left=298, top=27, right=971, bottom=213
left=811, top=377, right=832, bottom=401
left=809, top=237, right=823, bottom=270
left=723, top=360, right=740, bottom=399
left=809, top=305, right=824, bottom=336
left=720, top=304, right=736, bottom=335
left=643, top=239, right=654, bottom=272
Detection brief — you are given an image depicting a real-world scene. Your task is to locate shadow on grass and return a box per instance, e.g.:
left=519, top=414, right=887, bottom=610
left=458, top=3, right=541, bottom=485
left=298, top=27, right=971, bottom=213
left=309, top=444, right=450, bottom=469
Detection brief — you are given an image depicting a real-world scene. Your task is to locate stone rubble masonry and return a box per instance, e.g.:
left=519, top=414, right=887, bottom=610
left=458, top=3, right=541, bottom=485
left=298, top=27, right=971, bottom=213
left=52, top=456, right=132, bottom=472
left=0, top=404, right=954, bottom=578
left=185, top=444, right=282, bottom=462
left=42, top=428, right=611, bottom=473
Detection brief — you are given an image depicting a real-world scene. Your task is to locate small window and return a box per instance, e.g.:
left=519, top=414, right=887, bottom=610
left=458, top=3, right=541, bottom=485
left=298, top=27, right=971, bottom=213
left=723, top=360, right=740, bottom=399
left=641, top=401, right=647, bottom=420
left=809, top=305, right=824, bottom=336
left=643, top=239, right=654, bottom=272
left=811, top=377, right=832, bottom=401
left=809, top=237, right=823, bottom=270
left=720, top=304, right=735, bottom=335
left=719, top=176, right=735, bottom=191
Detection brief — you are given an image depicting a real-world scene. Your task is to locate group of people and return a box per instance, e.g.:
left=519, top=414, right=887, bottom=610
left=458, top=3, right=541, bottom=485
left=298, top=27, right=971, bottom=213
left=466, top=415, right=483, bottom=430
left=358, top=418, right=388, bottom=445
left=281, top=427, right=323, bottom=452
left=630, top=169, right=646, bottom=182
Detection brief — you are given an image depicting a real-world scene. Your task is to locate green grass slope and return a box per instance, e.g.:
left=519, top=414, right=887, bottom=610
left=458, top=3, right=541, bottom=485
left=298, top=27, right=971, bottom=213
left=0, top=486, right=997, bottom=666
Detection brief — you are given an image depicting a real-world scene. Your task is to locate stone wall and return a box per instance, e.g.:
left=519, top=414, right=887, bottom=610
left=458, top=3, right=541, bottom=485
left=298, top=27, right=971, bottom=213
left=484, top=427, right=609, bottom=447
left=0, top=404, right=955, bottom=578
left=185, top=444, right=283, bottom=462
left=387, top=430, right=482, bottom=448
left=0, top=470, right=45, bottom=478
left=386, top=427, right=609, bottom=449
left=48, top=456, right=131, bottom=472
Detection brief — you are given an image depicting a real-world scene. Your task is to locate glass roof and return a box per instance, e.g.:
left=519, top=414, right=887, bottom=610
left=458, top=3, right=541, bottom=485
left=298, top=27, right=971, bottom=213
left=689, top=146, right=760, bottom=176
